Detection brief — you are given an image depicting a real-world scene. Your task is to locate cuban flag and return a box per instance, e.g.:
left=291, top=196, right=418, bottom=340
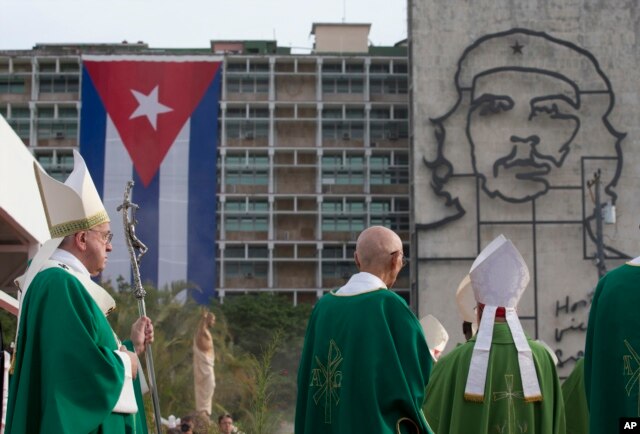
left=79, top=55, right=222, bottom=303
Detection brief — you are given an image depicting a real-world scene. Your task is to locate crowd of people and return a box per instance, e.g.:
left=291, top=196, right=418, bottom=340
left=2, top=150, right=634, bottom=434
left=164, top=413, right=239, bottom=434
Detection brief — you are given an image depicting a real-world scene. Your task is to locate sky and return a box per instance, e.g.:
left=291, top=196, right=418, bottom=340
left=0, top=0, right=408, bottom=52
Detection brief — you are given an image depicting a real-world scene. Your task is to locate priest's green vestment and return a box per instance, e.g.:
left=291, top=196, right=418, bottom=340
left=295, top=289, right=434, bottom=433
left=562, top=358, right=588, bottom=434
left=424, top=323, right=566, bottom=434
left=6, top=266, right=147, bottom=434
left=584, top=262, right=640, bottom=434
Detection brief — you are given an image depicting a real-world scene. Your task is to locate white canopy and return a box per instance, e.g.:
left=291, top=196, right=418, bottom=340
left=0, top=115, right=49, bottom=311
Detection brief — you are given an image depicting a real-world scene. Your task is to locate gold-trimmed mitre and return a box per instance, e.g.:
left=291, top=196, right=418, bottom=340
left=34, top=150, right=109, bottom=238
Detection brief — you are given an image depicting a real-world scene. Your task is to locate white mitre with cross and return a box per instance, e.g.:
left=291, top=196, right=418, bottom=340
left=463, top=234, right=542, bottom=402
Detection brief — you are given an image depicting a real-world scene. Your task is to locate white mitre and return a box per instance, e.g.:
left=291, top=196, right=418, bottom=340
left=420, top=314, right=449, bottom=362
left=463, top=234, right=542, bottom=402
left=36, top=149, right=109, bottom=238
left=456, top=275, right=478, bottom=336
left=16, top=150, right=110, bottom=301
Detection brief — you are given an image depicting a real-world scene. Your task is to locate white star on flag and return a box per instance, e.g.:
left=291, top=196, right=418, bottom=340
left=129, top=85, right=173, bottom=130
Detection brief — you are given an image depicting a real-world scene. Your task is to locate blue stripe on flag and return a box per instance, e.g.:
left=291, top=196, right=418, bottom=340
left=79, top=68, right=107, bottom=198
left=187, top=70, right=221, bottom=303
left=133, top=170, right=160, bottom=288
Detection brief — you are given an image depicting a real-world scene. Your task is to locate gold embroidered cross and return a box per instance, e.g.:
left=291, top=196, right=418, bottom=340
left=310, top=339, right=343, bottom=423
left=493, top=374, right=524, bottom=434
left=623, top=339, right=640, bottom=416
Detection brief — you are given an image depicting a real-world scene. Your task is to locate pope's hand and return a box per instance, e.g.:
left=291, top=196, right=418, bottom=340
left=131, top=316, right=154, bottom=356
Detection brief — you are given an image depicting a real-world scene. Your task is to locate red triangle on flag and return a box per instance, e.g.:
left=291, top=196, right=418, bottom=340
left=84, top=60, right=220, bottom=186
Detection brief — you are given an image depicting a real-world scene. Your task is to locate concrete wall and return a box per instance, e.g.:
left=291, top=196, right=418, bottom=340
left=411, top=0, right=640, bottom=376
left=313, top=24, right=371, bottom=53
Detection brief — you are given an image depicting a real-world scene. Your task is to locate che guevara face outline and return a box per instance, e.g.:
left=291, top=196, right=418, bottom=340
left=466, top=68, right=581, bottom=202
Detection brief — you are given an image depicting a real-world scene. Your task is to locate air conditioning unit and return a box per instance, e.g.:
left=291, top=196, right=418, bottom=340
left=54, top=132, right=65, bottom=140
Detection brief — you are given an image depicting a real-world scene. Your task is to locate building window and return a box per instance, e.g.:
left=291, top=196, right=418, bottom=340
left=322, top=108, right=342, bottom=119
left=370, top=77, right=408, bottom=95
left=345, top=63, right=364, bottom=73
left=225, top=262, right=268, bottom=278
left=322, top=199, right=366, bottom=231
left=322, top=120, right=364, bottom=140
left=322, top=216, right=365, bottom=232
left=5, top=105, right=30, bottom=139
left=322, top=261, right=357, bottom=278
left=60, top=62, right=80, bottom=73
left=370, top=200, right=391, bottom=214
left=322, top=108, right=364, bottom=140
left=58, top=106, right=78, bottom=118
left=322, top=76, right=364, bottom=94
left=322, top=63, right=342, bottom=73
left=370, top=63, right=391, bottom=74
left=248, top=246, right=269, bottom=258
left=371, top=121, right=407, bottom=140
left=226, top=62, right=246, bottom=73
left=227, top=76, right=268, bottom=93
left=370, top=153, right=409, bottom=185
left=371, top=198, right=410, bottom=231
left=39, top=62, right=56, bottom=73
left=0, top=77, right=26, bottom=94
left=248, top=62, right=269, bottom=73
left=394, top=106, right=409, bottom=119
left=224, top=216, right=268, bottom=231
left=393, top=63, right=408, bottom=74
left=370, top=215, right=409, bottom=231
left=322, top=246, right=344, bottom=259
left=225, top=246, right=246, bottom=258
left=39, top=75, right=79, bottom=93
left=322, top=154, right=364, bottom=185
left=8, top=119, right=30, bottom=139
left=225, top=153, right=269, bottom=185
left=226, top=119, right=268, bottom=139
left=10, top=106, right=30, bottom=118
left=322, top=245, right=356, bottom=261
left=33, top=149, right=74, bottom=181
left=224, top=245, right=269, bottom=258
left=224, top=199, right=269, bottom=213
left=322, top=200, right=365, bottom=214
left=225, top=153, right=269, bottom=167
left=36, top=119, right=78, bottom=140
left=225, top=168, right=268, bottom=185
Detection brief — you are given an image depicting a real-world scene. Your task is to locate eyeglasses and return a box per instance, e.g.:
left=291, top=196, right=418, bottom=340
left=390, top=250, right=408, bottom=268
left=88, top=229, right=114, bottom=244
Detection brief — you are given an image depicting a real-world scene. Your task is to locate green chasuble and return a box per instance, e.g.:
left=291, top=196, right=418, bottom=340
left=562, top=358, right=588, bottom=434
left=424, top=322, right=566, bottom=434
left=584, top=262, right=640, bottom=434
left=6, top=266, right=146, bottom=434
left=295, top=289, right=434, bottom=434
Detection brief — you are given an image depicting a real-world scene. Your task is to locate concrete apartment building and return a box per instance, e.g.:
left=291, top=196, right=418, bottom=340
left=0, top=23, right=411, bottom=305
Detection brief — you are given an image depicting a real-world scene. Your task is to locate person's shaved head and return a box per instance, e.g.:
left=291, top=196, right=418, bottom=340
left=355, top=226, right=404, bottom=287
